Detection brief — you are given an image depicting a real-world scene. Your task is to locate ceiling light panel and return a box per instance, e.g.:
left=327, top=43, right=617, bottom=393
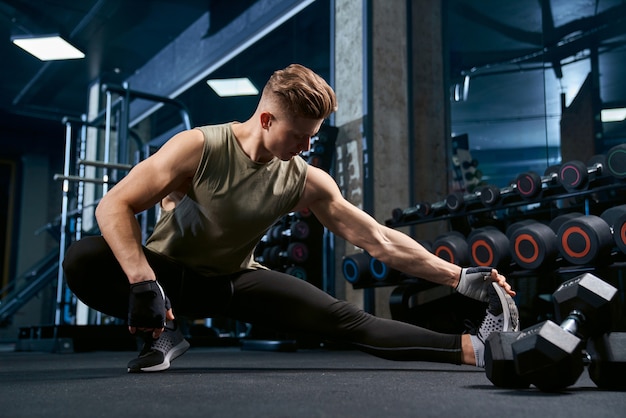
left=12, top=35, right=85, bottom=61
left=207, top=78, right=258, bottom=97
left=601, top=108, right=626, bottom=123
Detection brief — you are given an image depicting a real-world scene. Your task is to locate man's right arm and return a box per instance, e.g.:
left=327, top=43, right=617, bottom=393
left=95, top=128, right=205, bottom=284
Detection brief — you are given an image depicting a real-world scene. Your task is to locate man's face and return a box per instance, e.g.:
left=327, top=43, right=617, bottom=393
left=267, top=114, right=323, bottom=161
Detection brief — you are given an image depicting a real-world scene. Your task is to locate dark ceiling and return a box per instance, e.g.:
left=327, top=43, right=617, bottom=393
left=0, top=0, right=249, bottom=153
left=0, top=0, right=329, bottom=157
left=0, top=0, right=625, bottom=174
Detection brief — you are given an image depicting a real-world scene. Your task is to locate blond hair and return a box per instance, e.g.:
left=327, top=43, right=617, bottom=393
left=261, top=64, right=337, bottom=119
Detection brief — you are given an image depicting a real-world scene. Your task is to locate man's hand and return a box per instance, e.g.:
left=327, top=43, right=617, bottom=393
left=456, top=267, right=516, bottom=302
left=128, top=280, right=175, bottom=339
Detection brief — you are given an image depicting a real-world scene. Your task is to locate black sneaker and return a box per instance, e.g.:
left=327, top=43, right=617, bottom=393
left=127, top=321, right=190, bottom=373
left=477, top=282, right=520, bottom=343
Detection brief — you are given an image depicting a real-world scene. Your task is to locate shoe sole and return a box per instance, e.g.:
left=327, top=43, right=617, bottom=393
left=128, top=339, right=191, bottom=373
left=491, top=282, right=520, bottom=332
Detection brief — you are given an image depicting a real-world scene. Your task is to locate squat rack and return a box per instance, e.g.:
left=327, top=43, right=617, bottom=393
left=53, top=83, right=192, bottom=327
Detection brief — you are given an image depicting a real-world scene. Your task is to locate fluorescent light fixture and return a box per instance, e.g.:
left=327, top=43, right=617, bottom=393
left=601, top=108, right=626, bottom=123
left=12, top=35, right=85, bottom=61
left=207, top=77, right=258, bottom=97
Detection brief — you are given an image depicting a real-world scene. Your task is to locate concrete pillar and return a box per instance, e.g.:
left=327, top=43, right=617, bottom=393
left=409, top=0, right=449, bottom=241
left=334, top=0, right=367, bottom=308
left=333, top=0, right=448, bottom=316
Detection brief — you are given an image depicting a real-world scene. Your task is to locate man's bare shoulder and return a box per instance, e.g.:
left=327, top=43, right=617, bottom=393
left=161, top=128, right=205, bottom=150
left=142, top=129, right=205, bottom=179
left=294, top=165, right=341, bottom=211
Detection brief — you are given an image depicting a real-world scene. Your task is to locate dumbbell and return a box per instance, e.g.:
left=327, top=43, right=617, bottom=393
left=514, top=169, right=559, bottom=200
left=432, top=231, right=469, bottom=266
left=556, top=214, right=613, bottom=265
left=512, top=273, right=617, bottom=391
left=285, top=265, right=308, bottom=281
left=368, top=257, right=403, bottom=284
left=605, top=143, right=626, bottom=179
left=478, top=183, right=516, bottom=207
left=262, top=243, right=309, bottom=267
left=467, top=227, right=511, bottom=271
left=507, top=213, right=583, bottom=270
left=506, top=219, right=559, bottom=270
left=269, top=221, right=310, bottom=242
left=484, top=331, right=531, bottom=388
left=342, top=252, right=373, bottom=285
left=391, top=200, right=446, bottom=223
left=445, top=191, right=482, bottom=213
left=557, top=155, right=610, bottom=192
left=586, top=332, right=626, bottom=390
left=286, top=220, right=310, bottom=240
left=600, top=204, right=626, bottom=255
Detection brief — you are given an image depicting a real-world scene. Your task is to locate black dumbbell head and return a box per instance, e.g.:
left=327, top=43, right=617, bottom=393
left=606, top=143, right=626, bottom=179
left=515, top=171, right=542, bottom=199
left=553, top=273, right=618, bottom=337
left=508, top=220, right=558, bottom=270
left=512, top=320, right=584, bottom=392
left=467, top=227, right=511, bottom=270
left=558, top=160, right=589, bottom=191
left=342, top=252, right=372, bottom=284
left=556, top=215, right=613, bottom=265
left=484, top=332, right=530, bottom=388
left=479, top=184, right=500, bottom=206
left=587, top=333, right=626, bottom=390
left=432, top=231, right=469, bottom=266
left=445, top=192, right=465, bottom=212
left=601, top=205, right=626, bottom=254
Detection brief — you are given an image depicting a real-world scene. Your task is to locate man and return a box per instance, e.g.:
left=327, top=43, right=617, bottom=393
left=63, top=64, right=518, bottom=373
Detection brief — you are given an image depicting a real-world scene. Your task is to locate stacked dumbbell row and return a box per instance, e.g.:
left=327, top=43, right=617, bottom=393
left=255, top=210, right=313, bottom=280
left=485, top=272, right=625, bottom=392
left=343, top=207, right=626, bottom=287
left=432, top=207, right=626, bottom=272
left=389, top=144, right=626, bottom=225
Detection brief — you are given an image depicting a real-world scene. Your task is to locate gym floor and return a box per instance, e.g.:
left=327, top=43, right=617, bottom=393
left=1, top=344, right=624, bottom=418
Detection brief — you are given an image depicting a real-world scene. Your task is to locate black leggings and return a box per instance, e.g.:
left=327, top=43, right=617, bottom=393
left=62, top=236, right=463, bottom=364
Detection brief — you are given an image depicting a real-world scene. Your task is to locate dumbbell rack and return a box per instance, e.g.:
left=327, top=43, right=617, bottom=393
left=352, top=158, right=626, bottom=333
left=386, top=182, right=626, bottom=230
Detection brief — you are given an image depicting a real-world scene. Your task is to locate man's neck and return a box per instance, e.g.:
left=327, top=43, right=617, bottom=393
left=231, top=120, right=273, bottom=163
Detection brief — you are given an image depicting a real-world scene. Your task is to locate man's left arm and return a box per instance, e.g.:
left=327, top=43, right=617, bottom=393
left=296, top=166, right=514, bottom=297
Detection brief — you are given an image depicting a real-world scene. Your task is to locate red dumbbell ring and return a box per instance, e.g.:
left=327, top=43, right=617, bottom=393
left=471, top=239, right=494, bottom=266
left=558, top=160, right=587, bottom=191
left=434, top=245, right=455, bottom=264
left=287, top=242, right=309, bottom=263
left=514, top=233, right=540, bottom=267
left=559, top=225, right=591, bottom=262
left=516, top=172, right=541, bottom=199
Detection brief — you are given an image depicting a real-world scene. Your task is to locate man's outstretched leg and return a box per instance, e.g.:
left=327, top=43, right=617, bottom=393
left=224, top=269, right=519, bottom=366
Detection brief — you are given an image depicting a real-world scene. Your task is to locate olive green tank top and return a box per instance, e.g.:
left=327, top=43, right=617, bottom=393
left=145, top=123, right=308, bottom=276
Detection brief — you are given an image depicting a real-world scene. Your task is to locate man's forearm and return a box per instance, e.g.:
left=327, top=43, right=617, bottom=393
left=96, top=202, right=155, bottom=284
left=367, top=227, right=462, bottom=287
